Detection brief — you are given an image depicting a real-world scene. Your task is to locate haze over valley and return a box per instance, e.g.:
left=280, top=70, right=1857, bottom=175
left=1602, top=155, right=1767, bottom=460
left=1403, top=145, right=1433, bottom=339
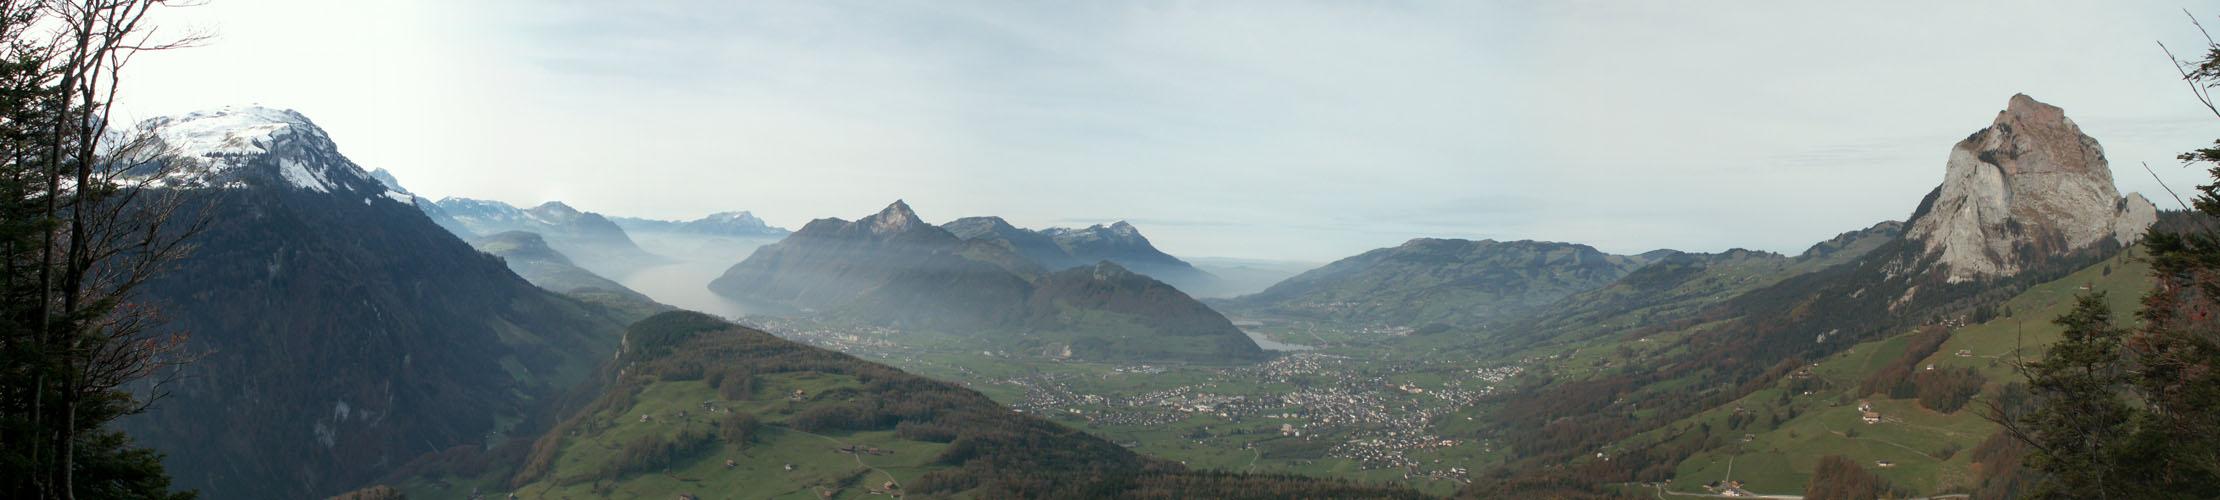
left=9, top=2, right=2220, bottom=500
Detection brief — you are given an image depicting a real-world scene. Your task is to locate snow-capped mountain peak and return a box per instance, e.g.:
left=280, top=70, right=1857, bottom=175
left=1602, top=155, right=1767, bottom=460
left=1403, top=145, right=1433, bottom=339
left=131, top=106, right=395, bottom=200
left=143, top=106, right=320, bottom=158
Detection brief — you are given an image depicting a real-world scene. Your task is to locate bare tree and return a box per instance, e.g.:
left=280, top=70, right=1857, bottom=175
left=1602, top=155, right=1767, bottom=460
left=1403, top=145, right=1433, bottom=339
left=0, top=1, right=204, bottom=499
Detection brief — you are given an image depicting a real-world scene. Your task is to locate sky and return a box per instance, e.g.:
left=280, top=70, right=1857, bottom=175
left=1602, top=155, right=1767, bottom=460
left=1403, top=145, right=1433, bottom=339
left=118, top=1, right=2220, bottom=262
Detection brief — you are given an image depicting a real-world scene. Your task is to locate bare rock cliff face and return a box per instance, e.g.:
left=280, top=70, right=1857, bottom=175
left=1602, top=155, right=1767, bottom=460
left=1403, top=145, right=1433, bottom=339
left=1906, top=94, right=2158, bottom=282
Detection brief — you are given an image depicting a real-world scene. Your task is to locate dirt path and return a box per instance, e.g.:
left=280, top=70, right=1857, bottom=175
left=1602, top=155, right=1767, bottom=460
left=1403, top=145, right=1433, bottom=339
left=1653, top=483, right=1802, bottom=499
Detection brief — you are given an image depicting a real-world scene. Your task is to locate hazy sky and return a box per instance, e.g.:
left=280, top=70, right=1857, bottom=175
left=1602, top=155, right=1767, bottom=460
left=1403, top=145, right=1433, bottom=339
left=120, top=1, right=2219, bottom=262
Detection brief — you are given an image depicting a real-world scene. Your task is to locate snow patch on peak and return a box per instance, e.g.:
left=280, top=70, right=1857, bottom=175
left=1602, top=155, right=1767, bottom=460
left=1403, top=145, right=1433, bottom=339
left=706, top=211, right=759, bottom=222
left=131, top=105, right=396, bottom=198
left=278, top=158, right=332, bottom=193
left=144, top=106, right=318, bottom=158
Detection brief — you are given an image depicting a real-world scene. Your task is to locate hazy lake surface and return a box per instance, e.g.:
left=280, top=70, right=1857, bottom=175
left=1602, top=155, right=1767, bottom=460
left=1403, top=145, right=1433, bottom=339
left=1244, top=329, right=1315, bottom=351
left=617, top=233, right=780, bottom=320
left=618, top=260, right=767, bottom=320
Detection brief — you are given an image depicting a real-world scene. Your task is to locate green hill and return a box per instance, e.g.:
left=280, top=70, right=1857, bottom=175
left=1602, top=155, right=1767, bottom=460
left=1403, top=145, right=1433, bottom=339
left=1222, top=238, right=1656, bottom=330
left=1645, top=247, right=2149, bottom=496
left=379, top=311, right=1418, bottom=499
left=1442, top=232, right=2152, bottom=498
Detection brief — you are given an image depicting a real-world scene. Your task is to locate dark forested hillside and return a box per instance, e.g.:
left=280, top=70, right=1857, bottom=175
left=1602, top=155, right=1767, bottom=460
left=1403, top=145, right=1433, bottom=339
left=112, top=108, right=634, bottom=500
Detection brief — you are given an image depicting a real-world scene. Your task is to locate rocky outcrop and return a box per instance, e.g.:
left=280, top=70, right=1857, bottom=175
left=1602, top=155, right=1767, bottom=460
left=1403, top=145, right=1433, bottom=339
left=1905, top=94, right=2159, bottom=282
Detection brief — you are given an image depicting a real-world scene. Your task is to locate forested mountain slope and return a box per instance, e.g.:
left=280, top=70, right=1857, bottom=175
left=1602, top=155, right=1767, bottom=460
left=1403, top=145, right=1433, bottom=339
left=114, top=107, right=634, bottom=499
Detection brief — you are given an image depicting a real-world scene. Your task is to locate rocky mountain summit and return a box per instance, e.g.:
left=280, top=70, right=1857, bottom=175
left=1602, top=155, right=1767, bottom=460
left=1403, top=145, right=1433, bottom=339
left=1906, top=94, right=2158, bottom=282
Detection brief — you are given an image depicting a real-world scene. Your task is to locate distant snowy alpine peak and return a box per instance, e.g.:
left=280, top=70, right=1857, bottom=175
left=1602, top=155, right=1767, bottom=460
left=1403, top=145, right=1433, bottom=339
left=135, top=106, right=388, bottom=197
left=1103, top=221, right=1142, bottom=238
left=704, top=211, right=766, bottom=225
left=1045, top=220, right=1149, bottom=244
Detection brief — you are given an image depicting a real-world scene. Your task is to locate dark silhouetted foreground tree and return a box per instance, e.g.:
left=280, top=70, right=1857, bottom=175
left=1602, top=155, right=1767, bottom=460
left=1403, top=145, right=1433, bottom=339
left=1998, top=11, right=2220, bottom=500
left=0, top=1, right=203, bottom=499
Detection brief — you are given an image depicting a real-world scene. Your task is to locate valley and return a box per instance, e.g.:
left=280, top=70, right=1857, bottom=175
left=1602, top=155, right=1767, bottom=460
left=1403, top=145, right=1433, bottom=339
left=616, top=234, right=785, bottom=320
left=745, top=316, right=1507, bottom=495
left=12, top=3, right=2218, bottom=499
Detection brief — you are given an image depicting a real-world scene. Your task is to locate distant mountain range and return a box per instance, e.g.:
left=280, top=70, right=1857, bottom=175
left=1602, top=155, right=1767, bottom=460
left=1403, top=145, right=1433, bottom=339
left=944, top=217, right=1218, bottom=292
left=711, top=201, right=1265, bottom=362
left=114, top=107, right=641, bottom=499
left=431, top=198, right=667, bottom=277
left=469, top=230, right=662, bottom=307
left=112, top=106, right=1429, bottom=498
left=1500, top=221, right=1905, bottom=349
left=612, top=211, right=790, bottom=238
left=1220, top=238, right=1659, bottom=329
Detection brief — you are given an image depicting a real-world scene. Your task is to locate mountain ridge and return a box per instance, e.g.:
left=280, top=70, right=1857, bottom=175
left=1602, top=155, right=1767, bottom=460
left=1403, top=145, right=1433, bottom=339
left=433, top=196, right=667, bottom=277
left=1224, top=237, right=1656, bottom=329
left=712, top=201, right=1266, bottom=362
left=115, top=107, right=633, bottom=499
left=944, top=216, right=1220, bottom=293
